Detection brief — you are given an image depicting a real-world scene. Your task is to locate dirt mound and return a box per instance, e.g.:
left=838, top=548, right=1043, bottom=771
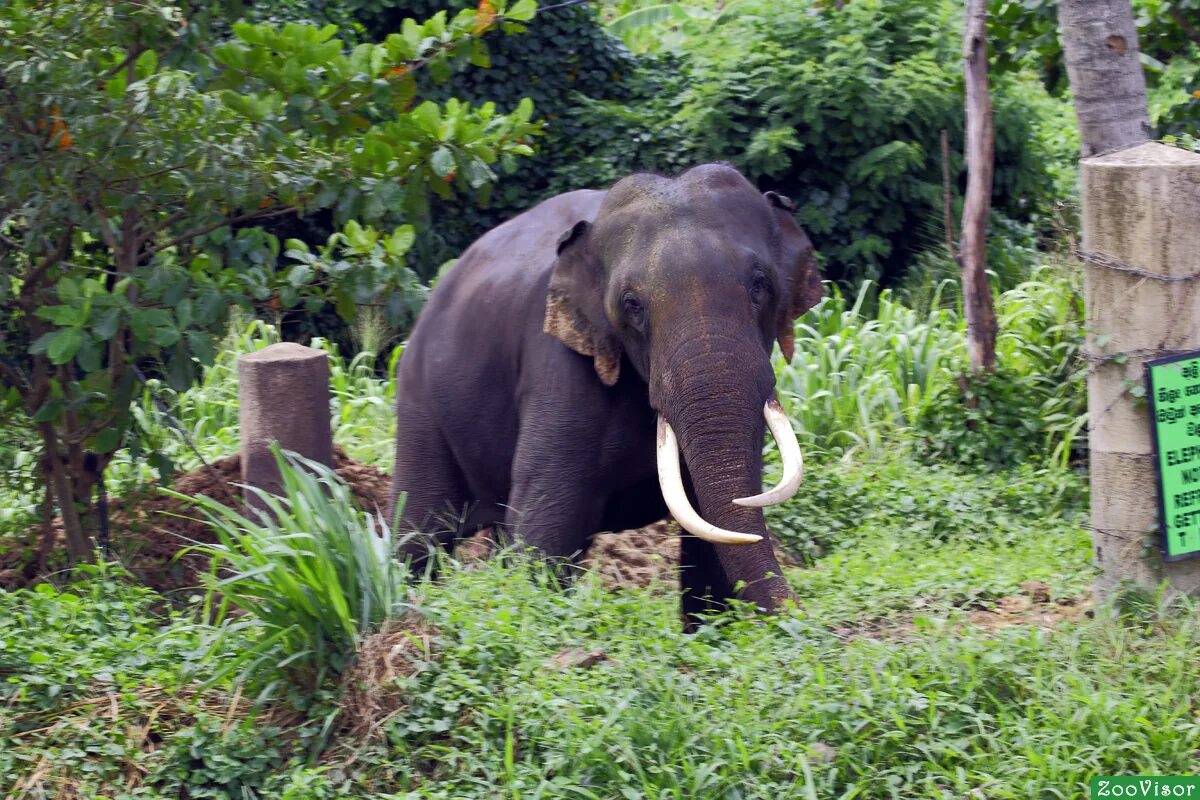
left=0, top=449, right=392, bottom=595
left=582, top=520, right=680, bottom=590
left=0, top=451, right=688, bottom=596
left=338, top=612, right=438, bottom=738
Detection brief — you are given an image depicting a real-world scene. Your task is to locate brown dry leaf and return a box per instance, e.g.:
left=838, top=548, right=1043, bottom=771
left=474, top=0, right=498, bottom=33
left=995, top=595, right=1033, bottom=616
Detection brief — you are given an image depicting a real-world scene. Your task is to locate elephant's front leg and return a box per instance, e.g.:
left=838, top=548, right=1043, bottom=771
left=503, top=422, right=606, bottom=561
left=679, top=535, right=736, bottom=631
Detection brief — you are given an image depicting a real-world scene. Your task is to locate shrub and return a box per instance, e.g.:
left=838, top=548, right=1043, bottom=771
left=648, top=0, right=1075, bottom=285
left=915, top=264, right=1086, bottom=468
left=176, top=446, right=410, bottom=701
left=775, top=281, right=960, bottom=454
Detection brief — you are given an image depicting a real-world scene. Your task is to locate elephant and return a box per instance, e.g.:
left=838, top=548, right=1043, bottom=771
left=390, top=163, right=823, bottom=627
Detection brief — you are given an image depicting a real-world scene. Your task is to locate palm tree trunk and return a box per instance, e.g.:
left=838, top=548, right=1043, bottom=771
left=1058, top=0, right=1151, bottom=157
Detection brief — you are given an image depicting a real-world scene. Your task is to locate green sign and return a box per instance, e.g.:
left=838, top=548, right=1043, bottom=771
left=1147, top=352, right=1200, bottom=560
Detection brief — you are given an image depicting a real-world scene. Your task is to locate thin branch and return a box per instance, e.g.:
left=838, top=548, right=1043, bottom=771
left=134, top=208, right=188, bottom=250
left=106, top=163, right=190, bottom=186
left=1170, top=8, right=1200, bottom=49
left=940, top=128, right=959, bottom=265
left=146, top=206, right=298, bottom=256
left=0, top=359, right=25, bottom=392
left=100, top=44, right=146, bottom=80
left=18, top=227, right=74, bottom=311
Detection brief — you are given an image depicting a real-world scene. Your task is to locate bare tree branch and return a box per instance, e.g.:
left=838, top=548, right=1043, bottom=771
left=17, top=226, right=74, bottom=312
left=961, top=0, right=998, bottom=372
left=0, top=358, right=25, bottom=391
left=146, top=206, right=299, bottom=256
left=1169, top=8, right=1200, bottom=49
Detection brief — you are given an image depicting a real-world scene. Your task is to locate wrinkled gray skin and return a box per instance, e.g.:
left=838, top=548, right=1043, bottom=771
left=391, top=164, right=822, bottom=627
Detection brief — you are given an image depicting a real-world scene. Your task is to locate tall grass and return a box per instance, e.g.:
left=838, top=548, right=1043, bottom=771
left=776, top=263, right=1085, bottom=461
left=777, top=281, right=958, bottom=453
left=173, top=446, right=410, bottom=700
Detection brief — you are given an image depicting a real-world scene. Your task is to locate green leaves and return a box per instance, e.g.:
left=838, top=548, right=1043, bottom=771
left=46, top=328, right=84, bottom=365
left=172, top=446, right=412, bottom=700
left=0, top=0, right=542, bottom=538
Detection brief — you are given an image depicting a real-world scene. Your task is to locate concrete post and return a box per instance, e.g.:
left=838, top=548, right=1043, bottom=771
left=238, top=342, right=335, bottom=507
left=1082, top=141, right=1200, bottom=597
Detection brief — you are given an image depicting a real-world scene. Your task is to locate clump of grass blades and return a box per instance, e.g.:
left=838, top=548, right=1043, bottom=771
left=776, top=281, right=959, bottom=454
left=171, top=445, right=411, bottom=702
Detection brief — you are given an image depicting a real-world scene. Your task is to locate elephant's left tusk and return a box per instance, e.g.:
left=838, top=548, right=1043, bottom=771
left=733, top=398, right=803, bottom=508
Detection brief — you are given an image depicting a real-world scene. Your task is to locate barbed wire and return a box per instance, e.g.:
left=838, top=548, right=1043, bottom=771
left=1076, top=249, right=1200, bottom=283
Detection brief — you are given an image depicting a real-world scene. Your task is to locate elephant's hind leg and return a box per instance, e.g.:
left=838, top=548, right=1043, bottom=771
left=391, top=399, right=471, bottom=575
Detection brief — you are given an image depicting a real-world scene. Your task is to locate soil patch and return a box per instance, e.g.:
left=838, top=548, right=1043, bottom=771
left=0, top=449, right=390, bottom=595
left=830, top=581, right=1095, bottom=642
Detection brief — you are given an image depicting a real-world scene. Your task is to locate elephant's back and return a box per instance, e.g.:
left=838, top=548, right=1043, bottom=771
left=438, top=188, right=606, bottom=300
left=397, top=189, right=607, bottom=402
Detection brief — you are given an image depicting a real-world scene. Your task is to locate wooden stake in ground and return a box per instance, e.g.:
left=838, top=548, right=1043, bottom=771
left=1058, top=0, right=1151, bottom=157
left=238, top=343, right=335, bottom=509
left=960, top=0, right=998, bottom=372
left=1082, top=142, right=1200, bottom=597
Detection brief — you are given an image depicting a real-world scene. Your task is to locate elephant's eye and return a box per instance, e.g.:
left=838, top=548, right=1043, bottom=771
left=750, top=270, right=772, bottom=308
left=622, top=292, right=646, bottom=331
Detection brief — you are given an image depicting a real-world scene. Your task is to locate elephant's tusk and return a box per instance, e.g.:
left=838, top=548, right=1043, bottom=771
left=656, top=416, right=763, bottom=546
left=733, top=399, right=803, bottom=508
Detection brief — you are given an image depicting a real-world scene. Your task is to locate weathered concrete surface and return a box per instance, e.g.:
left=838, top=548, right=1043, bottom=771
left=238, top=342, right=335, bottom=508
left=1082, top=141, right=1200, bottom=597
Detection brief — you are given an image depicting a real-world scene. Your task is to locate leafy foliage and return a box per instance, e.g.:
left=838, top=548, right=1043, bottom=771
left=269, top=0, right=647, bottom=274
left=175, top=447, right=410, bottom=700
left=773, top=262, right=1086, bottom=466
left=660, top=0, right=1076, bottom=285
left=991, top=0, right=1200, bottom=138
left=0, top=0, right=538, bottom=560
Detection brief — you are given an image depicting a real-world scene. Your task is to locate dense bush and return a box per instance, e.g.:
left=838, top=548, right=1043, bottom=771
left=264, top=0, right=1082, bottom=290
left=661, top=0, right=1077, bottom=285
left=772, top=262, right=1085, bottom=466
left=252, top=0, right=650, bottom=275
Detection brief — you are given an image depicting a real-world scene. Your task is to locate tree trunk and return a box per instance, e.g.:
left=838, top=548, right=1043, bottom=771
left=1058, top=0, right=1151, bottom=157
left=39, top=423, right=92, bottom=561
left=961, top=0, right=998, bottom=372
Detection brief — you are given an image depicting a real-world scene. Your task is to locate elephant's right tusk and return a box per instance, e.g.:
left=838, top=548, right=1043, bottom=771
left=733, top=398, right=803, bottom=508
left=656, top=416, right=763, bottom=546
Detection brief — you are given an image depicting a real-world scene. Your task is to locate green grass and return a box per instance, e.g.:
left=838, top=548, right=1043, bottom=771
left=2, top=264, right=1183, bottom=798
left=2, top=523, right=1194, bottom=799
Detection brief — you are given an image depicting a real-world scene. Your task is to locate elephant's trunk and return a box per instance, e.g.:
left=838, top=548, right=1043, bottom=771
left=650, top=328, right=795, bottom=613
left=656, top=400, right=802, bottom=540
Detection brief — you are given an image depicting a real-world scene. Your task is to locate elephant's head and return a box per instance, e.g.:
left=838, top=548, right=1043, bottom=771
left=543, top=164, right=822, bottom=613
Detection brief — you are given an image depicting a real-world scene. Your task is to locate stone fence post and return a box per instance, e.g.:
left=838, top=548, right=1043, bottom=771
left=1082, top=141, right=1200, bottom=597
left=238, top=342, right=335, bottom=508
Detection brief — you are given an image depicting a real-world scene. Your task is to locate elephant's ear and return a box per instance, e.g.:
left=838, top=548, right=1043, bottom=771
left=765, top=191, right=823, bottom=362
left=543, top=220, right=623, bottom=386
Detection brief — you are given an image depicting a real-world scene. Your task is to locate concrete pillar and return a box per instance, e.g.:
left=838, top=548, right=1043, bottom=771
left=1082, top=141, right=1200, bottom=597
left=238, top=342, right=335, bottom=507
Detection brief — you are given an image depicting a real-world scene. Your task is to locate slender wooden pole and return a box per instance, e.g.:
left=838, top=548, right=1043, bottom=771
left=960, top=0, right=998, bottom=372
